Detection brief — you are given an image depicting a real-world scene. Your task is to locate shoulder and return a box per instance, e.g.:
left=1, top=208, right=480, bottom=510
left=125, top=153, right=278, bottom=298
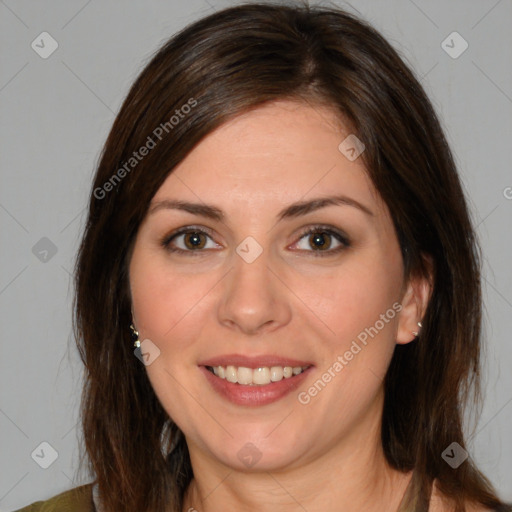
left=430, top=480, right=512, bottom=512
left=467, top=505, right=512, bottom=512
left=431, top=500, right=512, bottom=512
left=11, top=483, right=95, bottom=512
left=457, top=498, right=512, bottom=512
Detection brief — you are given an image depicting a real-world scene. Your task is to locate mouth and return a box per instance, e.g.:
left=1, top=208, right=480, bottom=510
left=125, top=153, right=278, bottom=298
left=199, top=356, right=314, bottom=406
left=205, top=364, right=311, bottom=386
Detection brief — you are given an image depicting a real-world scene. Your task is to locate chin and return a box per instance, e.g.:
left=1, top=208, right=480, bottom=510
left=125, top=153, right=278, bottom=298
left=203, top=431, right=306, bottom=472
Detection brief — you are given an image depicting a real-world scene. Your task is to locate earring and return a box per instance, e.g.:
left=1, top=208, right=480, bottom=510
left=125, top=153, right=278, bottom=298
left=412, top=321, right=422, bottom=337
left=130, top=323, right=141, bottom=348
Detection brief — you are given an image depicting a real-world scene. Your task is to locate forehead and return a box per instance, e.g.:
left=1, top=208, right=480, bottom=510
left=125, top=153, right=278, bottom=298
left=152, top=100, right=384, bottom=216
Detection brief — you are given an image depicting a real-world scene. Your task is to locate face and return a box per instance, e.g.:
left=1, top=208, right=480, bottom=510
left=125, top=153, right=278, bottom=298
left=129, top=100, right=417, bottom=472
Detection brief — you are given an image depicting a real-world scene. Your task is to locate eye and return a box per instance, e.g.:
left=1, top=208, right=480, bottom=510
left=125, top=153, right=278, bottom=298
left=161, top=224, right=350, bottom=257
left=161, top=226, right=220, bottom=255
left=291, top=225, right=350, bottom=256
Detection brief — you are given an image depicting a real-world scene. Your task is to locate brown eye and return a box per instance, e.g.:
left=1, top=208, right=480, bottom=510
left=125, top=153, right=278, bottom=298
left=292, top=225, right=350, bottom=257
left=308, top=232, right=332, bottom=250
left=161, top=227, right=219, bottom=255
left=183, top=231, right=207, bottom=250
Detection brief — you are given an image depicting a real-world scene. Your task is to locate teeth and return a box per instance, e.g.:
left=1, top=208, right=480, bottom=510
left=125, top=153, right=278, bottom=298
left=270, top=366, right=283, bottom=382
left=225, top=365, right=237, bottom=383
left=253, top=367, right=270, bottom=385
left=210, top=365, right=308, bottom=385
left=237, top=366, right=252, bottom=385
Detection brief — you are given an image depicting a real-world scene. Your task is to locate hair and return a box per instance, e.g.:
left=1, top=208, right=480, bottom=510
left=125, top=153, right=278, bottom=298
left=73, top=2, right=509, bottom=511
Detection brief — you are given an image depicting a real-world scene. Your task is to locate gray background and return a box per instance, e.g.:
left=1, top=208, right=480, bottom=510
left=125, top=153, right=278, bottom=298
left=0, top=0, right=511, bottom=509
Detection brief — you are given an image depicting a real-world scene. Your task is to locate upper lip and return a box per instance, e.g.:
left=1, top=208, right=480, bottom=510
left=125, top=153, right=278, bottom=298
left=199, top=354, right=314, bottom=369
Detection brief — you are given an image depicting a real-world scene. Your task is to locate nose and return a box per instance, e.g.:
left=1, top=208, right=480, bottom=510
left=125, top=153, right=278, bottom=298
left=217, top=247, right=292, bottom=336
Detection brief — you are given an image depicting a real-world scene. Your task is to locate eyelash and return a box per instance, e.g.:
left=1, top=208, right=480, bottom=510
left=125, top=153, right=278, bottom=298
left=161, top=224, right=351, bottom=258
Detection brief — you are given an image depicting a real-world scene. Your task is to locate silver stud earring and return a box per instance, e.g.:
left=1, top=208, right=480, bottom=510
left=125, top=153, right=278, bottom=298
left=130, top=323, right=141, bottom=348
left=412, top=321, right=422, bottom=337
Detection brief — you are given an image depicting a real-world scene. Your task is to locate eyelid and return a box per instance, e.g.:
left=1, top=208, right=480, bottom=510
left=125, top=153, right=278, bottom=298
left=161, top=223, right=351, bottom=255
left=289, top=224, right=351, bottom=256
left=293, top=224, right=350, bottom=245
left=160, top=225, right=219, bottom=251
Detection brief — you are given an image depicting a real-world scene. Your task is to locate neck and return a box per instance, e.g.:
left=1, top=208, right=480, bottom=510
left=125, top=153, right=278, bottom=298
left=181, top=393, right=412, bottom=512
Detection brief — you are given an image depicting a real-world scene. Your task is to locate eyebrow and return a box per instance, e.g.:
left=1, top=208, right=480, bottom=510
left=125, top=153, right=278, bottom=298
left=148, top=194, right=374, bottom=221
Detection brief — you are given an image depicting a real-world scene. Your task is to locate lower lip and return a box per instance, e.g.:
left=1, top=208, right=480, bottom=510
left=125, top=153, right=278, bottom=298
left=200, top=366, right=313, bottom=406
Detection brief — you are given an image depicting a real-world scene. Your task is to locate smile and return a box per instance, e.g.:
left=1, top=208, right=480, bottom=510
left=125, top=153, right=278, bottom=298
left=206, top=365, right=310, bottom=386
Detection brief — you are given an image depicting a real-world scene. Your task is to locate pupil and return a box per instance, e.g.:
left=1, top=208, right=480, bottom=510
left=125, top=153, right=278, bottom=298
left=186, top=232, right=204, bottom=249
left=183, top=232, right=332, bottom=251
left=311, top=232, right=329, bottom=250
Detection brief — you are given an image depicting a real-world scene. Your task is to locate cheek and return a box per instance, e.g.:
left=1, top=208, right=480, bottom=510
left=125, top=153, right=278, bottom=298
left=294, top=263, right=402, bottom=417
left=129, top=248, right=217, bottom=348
left=301, top=256, right=401, bottom=343
left=295, top=253, right=403, bottom=397
left=130, top=254, right=170, bottom=336
left=338, top=260, right=403, bottom=379
left=129, top=252, right=210, bottom=419
left=129, top=245, right=182, bottom=338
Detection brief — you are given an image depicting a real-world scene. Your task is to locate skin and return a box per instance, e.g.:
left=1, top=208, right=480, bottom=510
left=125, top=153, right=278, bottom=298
left=128, top=100, right=433, bottom=512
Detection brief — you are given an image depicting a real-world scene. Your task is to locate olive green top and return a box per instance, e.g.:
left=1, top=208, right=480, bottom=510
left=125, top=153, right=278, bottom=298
left=12, top=484, right=95, bottom=512
left=12, top=483, right=512, bottom=512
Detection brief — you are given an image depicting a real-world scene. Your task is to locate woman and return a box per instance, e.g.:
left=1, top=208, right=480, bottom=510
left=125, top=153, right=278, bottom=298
left=15, top=2, right=511, bottom=511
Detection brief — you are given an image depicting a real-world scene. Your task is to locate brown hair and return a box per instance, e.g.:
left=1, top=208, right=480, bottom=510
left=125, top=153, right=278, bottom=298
left=73, top=2, right=509, bottom=511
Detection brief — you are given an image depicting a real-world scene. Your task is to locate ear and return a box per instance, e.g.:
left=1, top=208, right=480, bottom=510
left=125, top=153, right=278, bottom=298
left=396, top=254, right=433, bottom=345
